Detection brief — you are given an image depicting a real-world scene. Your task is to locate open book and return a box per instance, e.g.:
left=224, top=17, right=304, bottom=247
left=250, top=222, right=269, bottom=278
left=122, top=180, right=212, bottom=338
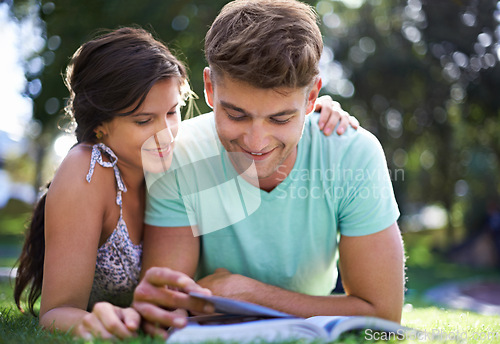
left=166, top=292, right=415, bottom=343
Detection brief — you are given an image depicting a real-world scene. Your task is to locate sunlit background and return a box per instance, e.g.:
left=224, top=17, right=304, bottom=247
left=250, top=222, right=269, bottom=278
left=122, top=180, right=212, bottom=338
left=1, top=0, right=500, bottom=312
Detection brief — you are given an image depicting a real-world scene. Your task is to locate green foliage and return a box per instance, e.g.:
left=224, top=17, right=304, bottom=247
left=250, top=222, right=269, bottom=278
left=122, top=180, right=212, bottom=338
left=32, top=0, right=316, bottom=131
left=12, top=0, right=500, bottom=255
left=318, top=0, right=500, bottom=248
left=0, top=199, right=31, bottom=237
left=0, top=200, right=30, bottom=269
left=3, top=272, right=500, bottom=344
left=32, top=0, right=232, bottom=132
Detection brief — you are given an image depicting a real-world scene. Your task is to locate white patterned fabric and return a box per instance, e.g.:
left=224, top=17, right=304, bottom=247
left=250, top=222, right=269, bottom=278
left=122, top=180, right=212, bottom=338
left=86, top=143, right=142, bottom=310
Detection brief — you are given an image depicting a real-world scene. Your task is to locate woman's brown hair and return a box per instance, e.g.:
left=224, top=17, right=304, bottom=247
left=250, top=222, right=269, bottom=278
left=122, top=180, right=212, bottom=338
left=14, top=27, right=189, bottom=314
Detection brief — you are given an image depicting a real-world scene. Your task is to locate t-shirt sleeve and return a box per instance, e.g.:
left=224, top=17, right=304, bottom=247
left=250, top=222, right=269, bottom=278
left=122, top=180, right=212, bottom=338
left=336, top=128, right=400, bottom=236
left=144, top=171, right=193, bottom=227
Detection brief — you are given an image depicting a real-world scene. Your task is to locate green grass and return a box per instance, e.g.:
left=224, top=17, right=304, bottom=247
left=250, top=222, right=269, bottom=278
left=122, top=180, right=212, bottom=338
left=0, top=199, right=32, bottom=236
left=1, top=189, right=499, bottom=342
left=1, top=211, right=500, bottom=344
left=1, top=275, right=500, bottom=344
left=0, top=279, right=167, bottom=344
left=0, top=258, right=18, bottom=269
left=402, top=307, right=500, bottom=343
left=0, top=199, right=27, bottom=270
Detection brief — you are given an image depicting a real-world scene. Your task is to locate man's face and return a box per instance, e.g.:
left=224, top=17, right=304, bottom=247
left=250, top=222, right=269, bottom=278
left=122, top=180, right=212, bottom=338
left=203, top=68, right=321, bottom=190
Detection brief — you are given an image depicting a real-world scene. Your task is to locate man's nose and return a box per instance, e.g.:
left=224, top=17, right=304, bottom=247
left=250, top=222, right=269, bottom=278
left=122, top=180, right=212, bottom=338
left=243, top=121, right=270, bottom=152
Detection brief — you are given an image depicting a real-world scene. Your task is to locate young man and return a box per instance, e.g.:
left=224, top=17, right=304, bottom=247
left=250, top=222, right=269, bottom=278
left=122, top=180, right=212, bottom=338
left=133, top=0, right=404, bottom=335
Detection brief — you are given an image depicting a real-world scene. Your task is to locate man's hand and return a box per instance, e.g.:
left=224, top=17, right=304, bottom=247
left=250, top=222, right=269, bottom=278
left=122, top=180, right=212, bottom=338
left=196, top=268, right=255, bottom=300
left=315, top=95, right=359, bottom=136
left=132, top=267, right=215, bottom=338
left=74, top=302, right=140, bottom=340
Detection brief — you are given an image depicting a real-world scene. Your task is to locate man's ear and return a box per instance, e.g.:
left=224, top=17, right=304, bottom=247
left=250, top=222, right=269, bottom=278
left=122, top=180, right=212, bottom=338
left=203, top=67, right=214, bottom=108
left=306, top=77, right=322, bottom=115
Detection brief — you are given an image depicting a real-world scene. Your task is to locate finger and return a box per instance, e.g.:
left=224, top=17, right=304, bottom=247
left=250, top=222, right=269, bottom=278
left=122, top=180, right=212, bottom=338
left=133, top=301, right=187, bottom=329
left=314, top=99, right=323, bottom=112
left=121, top=307, right=141, bottom=332
left=336, top=111, right=350, bottom=135
left=73, top=324, right=93, bottom=341
left=349, top=115, right=360, bottom=129
left=145, top=267, right=206, bottom=293
left=80, top=312, right=114, bottom=340
left=314, top=95, right=333, bottom=110
left=322, top=103, right=344, bottom=135
left=134, top=275, right=212, bottom=313
left=134, top=281, right=213, bottom=314
left=318, top=107, right=333, bottom=131
left=324, top=109, right=343, bottom=136
left=172, top=308, right=189, bottom=317
left=142, top=320, right=169, bottom=339
left=316, top=96, right=337, bottom=129
left=92, top=303, right=135, bottom=340
left=213, top=267, right=230, bottom=274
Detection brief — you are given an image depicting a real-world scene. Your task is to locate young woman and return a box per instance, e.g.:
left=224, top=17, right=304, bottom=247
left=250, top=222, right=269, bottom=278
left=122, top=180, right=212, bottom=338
left=13, top=27, right=356, bottom=340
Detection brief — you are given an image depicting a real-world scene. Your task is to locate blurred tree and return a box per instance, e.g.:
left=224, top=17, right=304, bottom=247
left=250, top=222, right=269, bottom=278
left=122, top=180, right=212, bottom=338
left=16, top=0, right=317, bottom=192
left=15, top=0, right=231, bottom=191
left=318, top=0, right=500, bottom=248
left=16, top=0, right=500, bottom=257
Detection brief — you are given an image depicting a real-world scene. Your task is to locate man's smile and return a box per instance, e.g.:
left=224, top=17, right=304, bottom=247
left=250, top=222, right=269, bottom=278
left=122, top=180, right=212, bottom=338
left=236, top=145, right=277, bottom=161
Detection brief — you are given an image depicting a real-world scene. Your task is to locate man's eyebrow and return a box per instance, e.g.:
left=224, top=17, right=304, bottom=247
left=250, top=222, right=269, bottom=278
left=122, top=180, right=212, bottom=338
left=220, top=100, right=297, bottom=117
left=220, top=101, right=250, bottom=116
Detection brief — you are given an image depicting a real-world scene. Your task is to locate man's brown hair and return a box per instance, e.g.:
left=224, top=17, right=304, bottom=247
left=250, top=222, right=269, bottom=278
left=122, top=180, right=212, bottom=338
left=205, top=0, right=323, bottom=89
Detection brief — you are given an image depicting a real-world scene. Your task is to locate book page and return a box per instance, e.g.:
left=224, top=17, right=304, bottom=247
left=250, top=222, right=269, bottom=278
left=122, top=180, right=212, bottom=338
left=167, top=318, right=328, bottom=343
left=306, top=316, right=410, bottom=341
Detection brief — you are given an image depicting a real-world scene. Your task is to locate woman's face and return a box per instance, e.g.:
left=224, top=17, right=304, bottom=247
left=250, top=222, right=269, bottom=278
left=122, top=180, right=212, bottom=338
left=97, top=78, right=182, bottom=175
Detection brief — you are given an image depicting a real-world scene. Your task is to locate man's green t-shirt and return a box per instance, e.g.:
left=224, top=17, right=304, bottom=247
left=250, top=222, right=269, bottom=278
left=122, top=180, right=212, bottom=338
left=145, top=112, right=399, bottom=295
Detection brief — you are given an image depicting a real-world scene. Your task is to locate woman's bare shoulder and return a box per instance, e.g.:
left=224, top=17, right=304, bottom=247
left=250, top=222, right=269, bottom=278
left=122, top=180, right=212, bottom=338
left=49, top=144, right=115, bottom=197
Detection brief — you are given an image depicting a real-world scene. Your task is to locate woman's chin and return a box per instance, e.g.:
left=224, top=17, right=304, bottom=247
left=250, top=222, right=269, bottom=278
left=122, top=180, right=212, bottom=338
left=141, top=153, right=173, bottom=174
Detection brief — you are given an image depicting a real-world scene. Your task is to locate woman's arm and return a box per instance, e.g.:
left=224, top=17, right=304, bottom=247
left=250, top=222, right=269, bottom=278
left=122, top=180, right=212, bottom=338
left=39, top=147, right=138, bottom=338
left=315, top=95, right=359, bottom=135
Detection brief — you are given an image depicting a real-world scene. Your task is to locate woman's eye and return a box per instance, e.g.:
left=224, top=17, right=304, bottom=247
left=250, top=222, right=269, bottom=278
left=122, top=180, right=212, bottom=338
left=136, top=119, right=151, bottom=125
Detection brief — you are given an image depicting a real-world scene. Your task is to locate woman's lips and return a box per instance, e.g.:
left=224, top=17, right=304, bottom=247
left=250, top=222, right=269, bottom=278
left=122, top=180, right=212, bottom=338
left=143, top=144, right=172, bottom=157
